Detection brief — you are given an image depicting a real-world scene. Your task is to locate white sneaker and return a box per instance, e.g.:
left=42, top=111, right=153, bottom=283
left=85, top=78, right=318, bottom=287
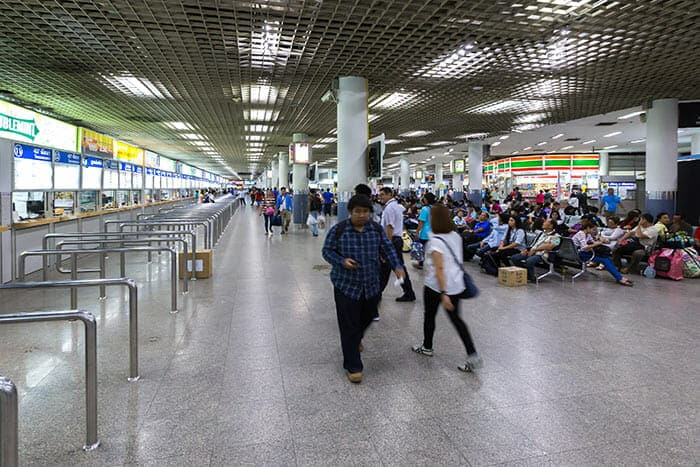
left=458, top=353, right=483, bottom=373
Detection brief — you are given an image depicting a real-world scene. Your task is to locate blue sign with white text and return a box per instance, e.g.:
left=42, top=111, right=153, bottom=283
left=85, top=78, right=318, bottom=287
left=13, top=143, right=52, bottom=162
left=83, top=156, right=103, bottom=168
left=119, top=162, right=132, bottom=172
left=54, top=150, right=81, bottom=165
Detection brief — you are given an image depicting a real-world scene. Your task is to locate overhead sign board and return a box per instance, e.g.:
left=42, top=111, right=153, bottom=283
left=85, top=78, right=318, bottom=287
left=81, top=128, right=114, bottom=158
left=115, top=141, right=144, bottom=166
left=1, top=99, right=78, bottom=152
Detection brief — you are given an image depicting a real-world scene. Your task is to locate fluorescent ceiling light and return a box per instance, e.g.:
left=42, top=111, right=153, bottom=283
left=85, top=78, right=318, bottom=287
left=367, top=114, right=381, bottom=123
left=369, top=92, right=416, bottom=109
left=241, top=84, right=287, bottom=105
left=244, top=109, right=280, bottom=121
left=604, top=131, right=622, bottom=137
left=618, top=110, right=645, bottom=119
left=399, top=130, right=432, bottom=138
left=245, top=135, right=267, bottom=141
left=245, top=124, right=273, bottom=132
left=317, top=137, right=337, bottom=143
left=164, top=121, right=194, bottom=130
left=389, top=151, right=409, bottom=155
left=407, top=147, right=427, bottom=152
left=384, top=139, right=404, bottom=145
left=603, top=145, right=618, bottom=150
left=180, top=133, right=205, bottom=140
left=630, top=139, right=645, bottom=143
left=469, top=99, right=546, bottom=114
left=515, top=113, right=548, bottom=124
left=560, top=145, right=574, bottom=150
left=101, top=74, right=173, bottom=99
left=582, top=139, right=596, bottom=145
left=413, top=41, right=482, bottom=79
left=491, top=141, right=501, bottom=147
left=515, top=124, right=541, bottom=132
left=459, top=133, right=488, bottom=139
left=551, top=133, right=564, bottom=139
left=537, top=141, right=547, bottom=146
left=428, top=141, right=452, bottom=146
left=511, top=151, right=519, bottom=155
left=312, top=144, right=327, bottom=148
left=499, top=135, right=510, bottom=140
left=191, top=141, right=211, bottom=147
left=523, top=146, right=532, bottom=151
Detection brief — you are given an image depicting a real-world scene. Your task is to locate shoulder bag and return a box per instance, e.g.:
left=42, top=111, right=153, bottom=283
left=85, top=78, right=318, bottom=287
left=433, top=236, right=479, bottom=299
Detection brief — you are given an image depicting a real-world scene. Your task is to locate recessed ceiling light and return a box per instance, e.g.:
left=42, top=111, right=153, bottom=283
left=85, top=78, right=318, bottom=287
left=630, top=139, right=645, bottom=143
left=523, top=147, right=532, bottom=151
left=407, top=147, right=428, bottom=152
left=428, top=141, right=452, bottom=146
left=399, top=130, right=432, bottom=138
left=317, top=137, right=337, bottom=143
left=459, top=132, right=488, bottom=139
left=244, top=109, right=280, bottom=121
left=499, top=135, right=510, bottom=140
left=180, top=133, right=205, bottom=140
left=511, top=151, right=519, bottom=155
left=551, top=133, right=564, bottom=139
left=384, top=139, right=404, bottom=145
left=604, top=131, right=622, bottom=137
left=491, top=141, right=501, bottom=147
left=617, top=111, right=645, bottom=119
left=389, top=151, right=409, bottom=155
left=537, top=141, right=547, bottom=146
left=312, top=144, right=327, bottom=148
left=560, top=145, right=574, bottom=150
left=244, top=124, right=273, bottom=132
left=369, top=92, right=416, bottom=109
left=582, top=139, right=596, bottom=145
left=164, top=121, right=194, bottom=130
left=245, top=135, right=267, bottom=141
left=603, top=145, right=619, bottom=150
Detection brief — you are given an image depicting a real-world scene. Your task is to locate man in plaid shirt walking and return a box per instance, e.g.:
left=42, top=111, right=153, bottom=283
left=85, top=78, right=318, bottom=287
left=322, top=195, right=406, bottom=383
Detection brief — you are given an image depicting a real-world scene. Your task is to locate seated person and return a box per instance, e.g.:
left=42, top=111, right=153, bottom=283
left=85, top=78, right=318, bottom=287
left=549, top=210, right=570, bottom=236
left=584, top=206, right=605, bottom=227
left=453, top=209, right=467, bottom=232
left=568, top=217, right=591, bottom=236
left=462, top=211, right=492, bottom=245
left=465, top=214, right=508, bottom=261
left=510, top=219, right=561, bottom=282
left=572, top=223, right=633, bottom=286
left=619, top=209, right=641, bottom=230
left=490, top=199, right=503, bottom=214
left=612, top=213, right=659, bottom=274
left=654, top=212, right=671, bottom=241
left=482, top=216, right=526, bottom=269
left=600, top=216, right=625, bottom=249
left=670, top=213, right=693, bottom=235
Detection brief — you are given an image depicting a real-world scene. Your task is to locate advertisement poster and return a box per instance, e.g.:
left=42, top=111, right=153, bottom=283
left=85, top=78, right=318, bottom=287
left=81, top=128, right=114, bottom=158
left=145, top=150, right=160, bottom=168
left=452, top=159, right=465, bottom=174
left=293, top=143, right=311, bottom=164
left=159, top=156, right=177, bottom=173
left=1, top=100, right=78, bottom=152
left=13, top=143, right=53, bottom=190
left=115, top=141, right=144, bottom=166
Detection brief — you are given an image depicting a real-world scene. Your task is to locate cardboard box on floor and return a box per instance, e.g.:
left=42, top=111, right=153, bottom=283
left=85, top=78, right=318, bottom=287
left=498, top=266, right=527, bottom=286
left=178, top=250, right=212, bottom=279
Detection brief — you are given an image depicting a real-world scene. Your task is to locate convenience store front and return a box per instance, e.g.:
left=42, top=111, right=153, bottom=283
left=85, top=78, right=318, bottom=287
left=484, top=153, right=600, bottom=201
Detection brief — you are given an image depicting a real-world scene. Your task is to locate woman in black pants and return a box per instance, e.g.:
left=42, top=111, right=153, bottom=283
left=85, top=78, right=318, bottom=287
left=482, top=216, right=526, bottom=272
left=411, top=205, right=481, bottom=372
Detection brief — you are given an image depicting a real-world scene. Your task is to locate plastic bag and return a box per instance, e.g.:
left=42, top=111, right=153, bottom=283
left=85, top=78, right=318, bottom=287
left=306, top=214, right=318, bottom=226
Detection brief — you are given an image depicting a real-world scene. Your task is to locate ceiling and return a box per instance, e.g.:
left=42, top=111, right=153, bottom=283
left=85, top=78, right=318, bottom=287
left=0, top=0, right=699, bottom=177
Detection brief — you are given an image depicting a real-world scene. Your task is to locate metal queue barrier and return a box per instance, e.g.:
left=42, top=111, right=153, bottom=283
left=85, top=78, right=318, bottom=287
left=41, top=231, right=197, bottom=281
left=0, top=279, right=140, bottom=381
left=54, top=238, right=192, bottom=293
left=18, top=247, right=180, bottom=313
left=0, top=311, right=99, bottom=453
left=0, top=377, right=18, bottom=467
left=109, top=220, right=211, bottom=249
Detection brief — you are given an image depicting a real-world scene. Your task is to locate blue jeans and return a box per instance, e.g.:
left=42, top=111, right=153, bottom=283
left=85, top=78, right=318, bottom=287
left=510, top=253, right=546, bottom=281
left=579, top=251, right=622, bottom=282
left=310, top=211, right=319, bottom=236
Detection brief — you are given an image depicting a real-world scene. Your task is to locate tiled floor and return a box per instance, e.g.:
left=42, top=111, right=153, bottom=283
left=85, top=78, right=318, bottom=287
left=1, top=206, right=699, bottom=466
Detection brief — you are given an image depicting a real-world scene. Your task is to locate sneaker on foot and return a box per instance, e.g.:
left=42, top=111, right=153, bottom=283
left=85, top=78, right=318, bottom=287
left=347, top=372, right=363, bottom=383
left=458, top=353, right=483, bottom=372
left=411, top=345, right=434, bottom=357
left=372, top=316, right=380, bottom=321
left=396, top=294, right=416, bottom=302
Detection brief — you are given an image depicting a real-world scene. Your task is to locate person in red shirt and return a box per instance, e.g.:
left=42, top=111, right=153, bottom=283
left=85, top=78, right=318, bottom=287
left=536, top=190, right=545, bottom=205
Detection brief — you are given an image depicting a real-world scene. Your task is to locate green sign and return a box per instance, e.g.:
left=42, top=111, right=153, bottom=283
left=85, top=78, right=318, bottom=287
left=0, top=112, right=39, bottom=140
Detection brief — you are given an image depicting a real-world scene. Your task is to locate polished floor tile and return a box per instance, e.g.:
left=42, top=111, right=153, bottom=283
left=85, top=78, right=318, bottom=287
left=1, top=205, right=698, bottom=465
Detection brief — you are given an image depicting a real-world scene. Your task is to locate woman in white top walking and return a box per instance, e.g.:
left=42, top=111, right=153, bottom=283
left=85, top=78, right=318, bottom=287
left=412, top=205, right=482, bottom=372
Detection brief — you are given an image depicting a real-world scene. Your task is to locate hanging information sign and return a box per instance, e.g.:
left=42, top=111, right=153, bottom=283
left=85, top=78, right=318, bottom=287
left=53, top=150, right=81, bottom=190
left=13, top=143, right=53, bottom=190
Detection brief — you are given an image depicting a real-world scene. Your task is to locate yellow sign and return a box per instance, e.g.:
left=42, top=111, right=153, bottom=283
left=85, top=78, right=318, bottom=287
left=80, top=128, right=114, bottom=158
left=114, top=141, right=144, bottom=166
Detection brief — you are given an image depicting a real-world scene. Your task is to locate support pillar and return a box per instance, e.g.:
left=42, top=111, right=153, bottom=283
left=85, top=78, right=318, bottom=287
left=434, top=163, right=444, bottom=197
left=468, top=142, right=483, bottom=206
left=598, top=151, right=609, bottom=176
left=391, top=173, right=398, bottom=189
left=400, top=158, right=410, bottom=197
left=691, top=133, right=700, bottom=155
left=271, top=160, right=279, bottom=191
left=278, top=152, right=289, bottom=190
left=337, top=76, right=368, bottom=220
left=645, top=98, right=678, bottom=215
left=292, top=133, right=309, bottom=225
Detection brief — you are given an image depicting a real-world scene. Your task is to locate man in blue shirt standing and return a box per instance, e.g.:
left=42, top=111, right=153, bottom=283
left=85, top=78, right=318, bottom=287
left=322, top=194, right=405, bottom=384
left=600, top=188, right=622, bottom=219
left=275, top=187, right=293, bottom=234
left=322, top=188, right=334, bottom=216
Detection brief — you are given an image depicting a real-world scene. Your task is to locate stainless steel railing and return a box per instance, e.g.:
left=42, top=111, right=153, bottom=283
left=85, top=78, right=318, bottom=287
left=0, top=311, right=99, bottom=452
left=18, top=247, right=179, bottom=313
left=0, top=279, right=140, bottom=381
left=0, top=376, right=18, bottom=467
left=107, top=220, right=211, bottom=249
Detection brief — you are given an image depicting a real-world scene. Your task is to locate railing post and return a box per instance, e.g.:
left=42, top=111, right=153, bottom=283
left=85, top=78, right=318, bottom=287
left=0, top=377, right=18, bottom=467
left=70, top=253, right=78, bottom=309
left=99, top=252, right=106, bottom=300
left=127, top=282, right=139, bottom=382
left=169, top=250, right=178, bottom=314
left=79, top=312, right=99, bottom=451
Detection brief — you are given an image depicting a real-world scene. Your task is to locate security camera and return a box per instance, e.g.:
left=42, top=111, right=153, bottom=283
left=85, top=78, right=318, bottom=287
left=321, top=89, right=337, bottom=104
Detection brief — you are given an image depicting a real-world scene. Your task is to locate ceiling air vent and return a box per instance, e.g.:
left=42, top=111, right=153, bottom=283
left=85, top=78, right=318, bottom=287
left=595, top=122, right=617, bottom=126
left=565, top=138, right=580, bottom=141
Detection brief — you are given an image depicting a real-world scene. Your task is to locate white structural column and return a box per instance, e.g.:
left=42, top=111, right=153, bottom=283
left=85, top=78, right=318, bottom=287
left=278, top=151, right=289, bottom=189
left=391, top=173, right=398, bottom=188
left=645, top=98, right=678, bottom=214
left=434, top=163, right=444, bottom=197
left=271, top=160, right=279, bottom=190
left=292, top=133, right=309, bottom=224
left=598, top=151, right=609, bottom=176
left=399, top=158, right=410, bottom=196
left=337, top=76, right=368, bottom=220
left=468, top=141, right=484, bottom=206
left=691, top=133, right=700, bottom=155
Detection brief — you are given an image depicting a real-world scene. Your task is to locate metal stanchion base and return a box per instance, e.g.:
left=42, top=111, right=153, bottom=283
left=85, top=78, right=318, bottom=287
left=182, top=291, right=189, bottom=295
left=190, top=277, right=197, bottom=281
left=127, top=376, right=141, bottom=382
left=169, top=310, right=179, bottom=314
left=83, top=441, right=100, bottom=452
left=99, top=296, right=107, bottom=301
